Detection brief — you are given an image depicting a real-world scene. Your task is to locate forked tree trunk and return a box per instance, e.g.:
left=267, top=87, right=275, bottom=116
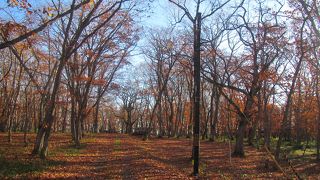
left=40, top=120, right=53, bottom=159
left=233, top=93, right=255, bottom=157
left=32, top=43, right=68, bottom=158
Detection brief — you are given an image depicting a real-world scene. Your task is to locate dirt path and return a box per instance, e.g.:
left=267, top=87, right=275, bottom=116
left=41, top=134, right=280, bottom=179
left=37, top=134, right=192, bottom=179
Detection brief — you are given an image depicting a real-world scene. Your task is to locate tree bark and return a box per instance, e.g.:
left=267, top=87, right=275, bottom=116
left=233, top=117, right=247, bottom=157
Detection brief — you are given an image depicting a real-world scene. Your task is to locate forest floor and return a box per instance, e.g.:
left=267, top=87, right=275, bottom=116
left=0, top=133, right=319, bottom=179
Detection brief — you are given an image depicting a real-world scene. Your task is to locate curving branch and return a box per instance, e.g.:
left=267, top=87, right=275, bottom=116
left=0, top=0, right=90, bottom=50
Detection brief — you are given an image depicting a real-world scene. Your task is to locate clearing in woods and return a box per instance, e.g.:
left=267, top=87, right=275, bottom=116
left=0, top=133, right=319, bottom=179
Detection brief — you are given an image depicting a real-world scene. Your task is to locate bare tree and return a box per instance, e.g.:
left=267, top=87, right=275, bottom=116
left=168, top=0, right=238, bottom=175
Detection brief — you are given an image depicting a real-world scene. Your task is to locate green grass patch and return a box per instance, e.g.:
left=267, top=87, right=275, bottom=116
left=82, top=137, right=97, bottom=143
left=0, top=159, right=43, bottom=178
left=199, top=162, right=207, bottom=175
left=0, top=155, right=58, bottom=178
left=49, top=144, right=86, bottom=157
left=115, top=139, right=121, bottom=146
left=291, top=148, right=317, bottom=156
left=268, top=138, right=318, bottom=159
left=218, top=170, right=231, bottom=180
left=114, top=138, right=121, bottom=152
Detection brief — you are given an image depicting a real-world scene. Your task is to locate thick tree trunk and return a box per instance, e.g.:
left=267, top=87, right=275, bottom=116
left=248, top=119, right=258, bottom=146
left=126, top=110, right=133, bottom=134
left=248, top=126, right=254, bottom=146
left=74, top=117, right=81, bottom=147
left=31, top=126, right=46, bottom=155
left=233, top=118, right=247, bottom=157
left=40, top=122, right=53, bottom=159
left=233, top=93, right=255, bottom=157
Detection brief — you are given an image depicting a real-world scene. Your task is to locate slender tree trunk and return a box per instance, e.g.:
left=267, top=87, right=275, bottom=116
left=71, top=99, right=76, bottom=141
left=24, top=88, right=29, bottom=146
left=62, top=106, right=67, bottom=133
left=295, top=78, right=302, bottom=146
left=93, top=103, right=100, bottom=133
left=75, top=116, right=81, bottom=147
left=263, top=85, right=271, bottom=149
left=275, top=62, right=303, bottom=160
left=317, top=112, right=320, bottom=161
left=209, top=88, right=215, bottom=141
left=192, top=13, right=201, bottom=176
left=187, top=91, right=193, bottom=138
left=158, top=96, right=163, bottom=138
left=316, top=77, right=320, bottom=161
left=226, top=102, right=233, bottom=140
left=8, top=120, right=12, bottom=143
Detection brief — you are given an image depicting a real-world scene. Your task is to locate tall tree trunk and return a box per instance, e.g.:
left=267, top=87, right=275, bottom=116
left=317, top=111, right=320, bottom=161
left=295, top=78, right=302, bottom=146
left=316, top=77, right=320, bottom=161
left=233, top=117, right=247, bottom=157
left=94, top=92, right=101, bottom=133
left=187, top=89, right=193, bottom=138
left=61, top=106, right=67, bottom=133
left=32, top=47, right=69, bottom=158
left=209, top=87, right=215, bottom=141
left=275, top=24, right=305, bottom=159
left=24, top=87, right=30, bottom=146
left=126, top=110, right=133, bottom=134
left=158, top=96, right=163, bottom=138
left=263, top=85, right=271, bottom=149
left=71, top=98, right=76, bottom=141
left=233, top=95, right=255, bottom=157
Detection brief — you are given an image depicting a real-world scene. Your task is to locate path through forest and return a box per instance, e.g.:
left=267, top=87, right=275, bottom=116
left=1, top=133, right=319, bottom=179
